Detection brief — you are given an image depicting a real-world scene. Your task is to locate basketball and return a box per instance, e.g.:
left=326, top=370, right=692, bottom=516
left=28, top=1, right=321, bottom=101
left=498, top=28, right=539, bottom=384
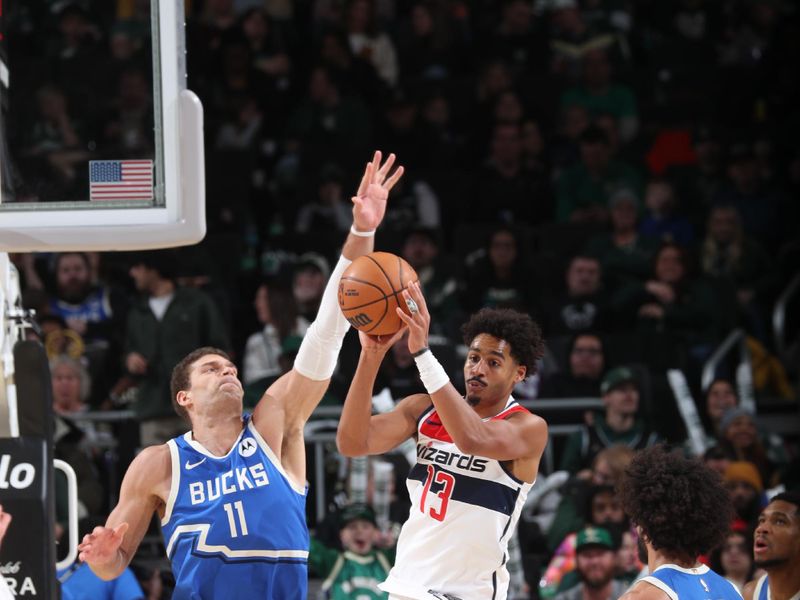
left=338, top=252, right=419, bottom=335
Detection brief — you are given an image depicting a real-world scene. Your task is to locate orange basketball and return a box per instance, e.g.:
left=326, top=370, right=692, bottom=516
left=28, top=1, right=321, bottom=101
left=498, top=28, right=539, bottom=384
left=338, top=252, right=419, bottom=335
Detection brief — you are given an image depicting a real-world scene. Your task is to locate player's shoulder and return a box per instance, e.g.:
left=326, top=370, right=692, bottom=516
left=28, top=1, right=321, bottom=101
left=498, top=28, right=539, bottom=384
left=619, top=580, right=673, bottom=600
left=505, top=406, right=548, bottom=433
left=128, top=443, right=173, bottom=485
left=741, top=578, right=757, bottom=600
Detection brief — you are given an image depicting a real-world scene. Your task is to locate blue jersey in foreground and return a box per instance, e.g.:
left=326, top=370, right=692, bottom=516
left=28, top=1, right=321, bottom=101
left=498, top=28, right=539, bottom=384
left=161, top=415, right=309, bottom=599
left=641, top=564, right=742, bottom=600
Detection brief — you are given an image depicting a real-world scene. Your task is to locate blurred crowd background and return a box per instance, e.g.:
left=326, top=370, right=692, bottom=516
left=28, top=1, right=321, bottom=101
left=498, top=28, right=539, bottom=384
left=3, top=0, right=799, bottom=598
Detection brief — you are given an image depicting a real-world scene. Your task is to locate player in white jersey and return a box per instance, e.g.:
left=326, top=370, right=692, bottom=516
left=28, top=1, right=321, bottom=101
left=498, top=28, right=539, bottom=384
left=618, top=445, right=741, bottom=600
left=75, top=151, right=404, bottom=599
left=337, top=281, right=548, bottom=600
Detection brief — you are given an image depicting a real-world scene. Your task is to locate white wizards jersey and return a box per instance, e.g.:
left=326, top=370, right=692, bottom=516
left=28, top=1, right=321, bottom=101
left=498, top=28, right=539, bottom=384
left=380, top=397, right=534, bottom=600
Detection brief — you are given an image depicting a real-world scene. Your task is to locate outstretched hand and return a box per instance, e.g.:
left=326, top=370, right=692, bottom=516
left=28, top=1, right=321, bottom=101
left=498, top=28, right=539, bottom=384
left=78, top=522, right=129, bottom=566
left=396, top=281, right=430, bottom=355
left=352, top=151, right=404, bottom=232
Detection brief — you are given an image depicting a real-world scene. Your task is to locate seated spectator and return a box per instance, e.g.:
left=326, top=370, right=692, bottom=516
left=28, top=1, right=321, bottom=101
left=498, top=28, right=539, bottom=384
left=703, top=444, right=732, bottom=478
left=51, top=355, right=90, bottom=416
left=555, top=125, right=642, bottom=224
left=538, top=255, right=612, bottom=336
left=295, top=162, right=353, bottom=255
left=549, top=1, right=617, bottom=83
left=292, top=252, right=329, bottom=323
left=560, top=48, right=638, bottom=143
left=714, top=142, right=787, bottom=254
left=539, top=332, right=606, bottom=399
left=708, top=528, right=755, bottom=594
left=559, top=367, right=659, bottom=474
left=242, top=282, right=309, bottom=386
left=700, top=204, right=775, bottom=342
left=551, top=103, right=590, bottom=173
left=468, top=122, right=551, bottom=225
left=20, top=84, right=92, bottom=199
left=614, top=527, right=642, bottom=585
left=668, top=124, right=725, bottom=228
left=400, top=227, right=462, bottom=338
left=611, top=242, right=722, bottom=361
left=285, top=65, right=372, bottom=172
left=724, top=461, right=765, bottom=531
left=718, top=407, right=787, bottom=488
left=461, top=226, right=536, bottom=315
left=309, top=503, right=394, bottom=599
left=542, top=484, right=629, bottom=596
left=345, top=0, right=398, bottom=88
left=585, top=187, right=660, bottom=289
left=381, top=175, right=442, bottom=234
left=45, top=252, right=128, bottom=405
left=638, top=177, right=694, bottom=246
left=547, top=445, right=635, bottom=553
left=101, top=68, right=154, bottom=158
left=702, top=378, right=739, bottom=444
left=553, top=527, right=629, bottom=600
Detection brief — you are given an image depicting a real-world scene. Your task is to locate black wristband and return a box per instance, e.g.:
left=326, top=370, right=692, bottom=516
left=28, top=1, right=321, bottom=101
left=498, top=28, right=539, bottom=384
left=411, top=347, right=430, bottom=358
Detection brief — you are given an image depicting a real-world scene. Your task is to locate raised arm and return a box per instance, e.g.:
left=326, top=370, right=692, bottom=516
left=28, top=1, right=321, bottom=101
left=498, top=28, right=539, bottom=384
left=397, top=282, right=548, bottom=464
left=252, top=152, right=403, bottom=482
left=79, top=445, right=169, bottom=580
left=336, top=329, right=430, bottom=456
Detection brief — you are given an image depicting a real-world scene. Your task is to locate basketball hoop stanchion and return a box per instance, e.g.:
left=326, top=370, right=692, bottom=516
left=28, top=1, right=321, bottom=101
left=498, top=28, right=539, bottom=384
left=0, top=255, right=66, bottom=599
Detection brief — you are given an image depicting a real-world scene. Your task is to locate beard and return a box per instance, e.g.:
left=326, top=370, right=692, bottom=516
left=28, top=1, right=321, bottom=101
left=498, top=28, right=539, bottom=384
left=466, top=394, right=480, bottom=407
left=754, top=556, right=788, bottom=569
left=580, top=572, right=613, bottom=590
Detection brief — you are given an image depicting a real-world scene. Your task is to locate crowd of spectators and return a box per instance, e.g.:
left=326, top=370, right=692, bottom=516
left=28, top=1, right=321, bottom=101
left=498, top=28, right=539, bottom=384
left=4, top=0, right=800, bottom=598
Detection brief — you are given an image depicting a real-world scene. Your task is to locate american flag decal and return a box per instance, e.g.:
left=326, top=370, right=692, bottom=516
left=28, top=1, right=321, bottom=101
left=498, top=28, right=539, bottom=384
left=89, top=160, right=154, bottom=201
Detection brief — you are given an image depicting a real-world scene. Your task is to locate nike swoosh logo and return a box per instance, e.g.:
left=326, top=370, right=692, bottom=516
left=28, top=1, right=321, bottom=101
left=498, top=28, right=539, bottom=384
left=185, top=458, right=207, bottom=470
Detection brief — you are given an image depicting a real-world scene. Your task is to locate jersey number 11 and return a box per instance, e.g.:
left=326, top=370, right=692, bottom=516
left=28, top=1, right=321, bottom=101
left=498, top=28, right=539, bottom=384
left=223, top=501, right=249, bottom=537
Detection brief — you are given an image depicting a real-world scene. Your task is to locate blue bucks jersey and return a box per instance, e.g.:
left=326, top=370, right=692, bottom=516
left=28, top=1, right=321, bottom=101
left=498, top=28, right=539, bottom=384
left=161, top=415, right=309, bottom=599
left=753, top=575, right=769, bottom=600
left=642, top=564, right=742, bottom=600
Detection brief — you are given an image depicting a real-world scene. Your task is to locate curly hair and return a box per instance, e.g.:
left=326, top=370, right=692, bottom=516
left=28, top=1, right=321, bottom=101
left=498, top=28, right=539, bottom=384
left=618, top=445, right=734, bottom=561
left=461, top=308, right=545, bottom=377
left=170, top=347, right=232, bottom=421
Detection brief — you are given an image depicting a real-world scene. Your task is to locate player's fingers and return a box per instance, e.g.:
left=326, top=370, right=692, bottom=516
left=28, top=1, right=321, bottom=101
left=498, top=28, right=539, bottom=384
left=384, top=165, right=404, bottom=192
left=396, top=307, right=414, bottom=325
left=414, top=281, right=430, bottom=312
left=356, top=162, right=372, bottom=197
left=377, top=153, right=396, bottom=181
left=351, top=195, right=365, bottom=209
left=369, top=151, right=382, bottom=181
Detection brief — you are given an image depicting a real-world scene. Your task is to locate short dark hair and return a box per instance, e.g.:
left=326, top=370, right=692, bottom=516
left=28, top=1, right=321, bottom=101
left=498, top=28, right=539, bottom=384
left=461, top=308, right=545, bottom=377
left=767, top=491, right=800, bottom=516
left=170, top=347, right=232, bottom=421
left=619, top=445, right=734, bottom=561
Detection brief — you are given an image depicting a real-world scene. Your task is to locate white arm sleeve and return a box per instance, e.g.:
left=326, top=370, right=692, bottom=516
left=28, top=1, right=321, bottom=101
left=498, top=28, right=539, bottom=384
left=293, top=254, right=352, bottom=381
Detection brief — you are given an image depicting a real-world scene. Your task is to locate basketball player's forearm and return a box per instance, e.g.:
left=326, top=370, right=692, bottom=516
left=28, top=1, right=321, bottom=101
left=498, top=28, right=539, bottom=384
left=341, top=226, right=375, bottom=261
left=337, top=353, right=383, bottom=455
left=87, top=548, right=130, bottom=580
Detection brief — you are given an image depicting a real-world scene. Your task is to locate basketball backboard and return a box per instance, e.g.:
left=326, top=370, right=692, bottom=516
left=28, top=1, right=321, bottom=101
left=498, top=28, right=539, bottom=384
left=0, top=0, right=204, bottom=252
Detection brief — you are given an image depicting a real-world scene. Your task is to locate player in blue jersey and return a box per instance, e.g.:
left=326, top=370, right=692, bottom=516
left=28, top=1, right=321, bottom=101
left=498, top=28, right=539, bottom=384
left=76, top=151, right=404, bottom=599
left=618, top=445, right=742, bottom=600
left=743, top=492, right=800, bottom=600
